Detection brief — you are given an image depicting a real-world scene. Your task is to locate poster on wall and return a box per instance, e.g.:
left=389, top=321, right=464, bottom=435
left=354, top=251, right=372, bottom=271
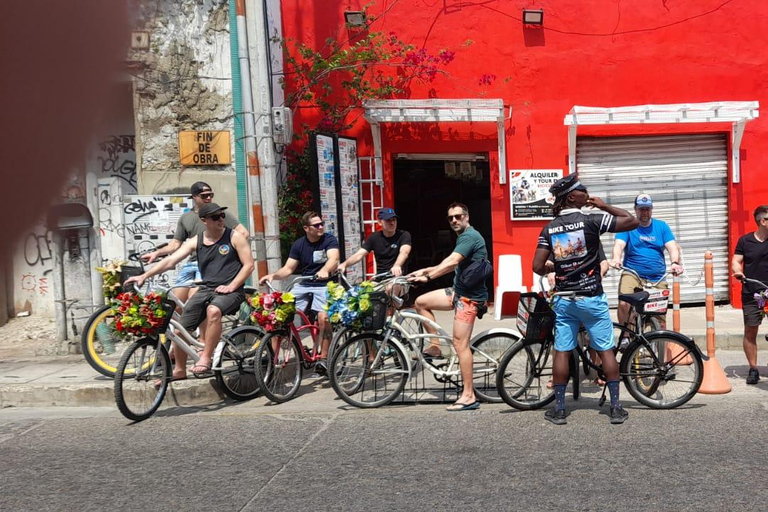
left=123, top=195, right=192, bottom=287
left=509, top=169, right=563, bottom=220
left=312, top=134, right=339, bottom=237
left=336, top=136, right=363, bottom=283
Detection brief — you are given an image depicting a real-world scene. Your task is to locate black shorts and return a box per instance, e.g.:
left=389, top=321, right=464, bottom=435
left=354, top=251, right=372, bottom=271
left=742, top=294, right=764, bottom=328
left=179, top=287, right=245, bottom=332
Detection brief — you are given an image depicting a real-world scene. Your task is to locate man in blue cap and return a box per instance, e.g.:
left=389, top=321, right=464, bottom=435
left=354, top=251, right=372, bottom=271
left=534, top=173, right=638, bottom=425
left=611, top=193, right=683, bottom=340
left=338, top=207, right=412, bottom=276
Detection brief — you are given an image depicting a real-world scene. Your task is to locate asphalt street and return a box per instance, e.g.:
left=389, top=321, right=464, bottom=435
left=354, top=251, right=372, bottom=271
left=2, top=377, right=767, bottom=512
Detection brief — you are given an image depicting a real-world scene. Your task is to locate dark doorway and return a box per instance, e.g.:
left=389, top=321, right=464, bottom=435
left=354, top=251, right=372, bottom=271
left=393, top=157, right=493, bottom=302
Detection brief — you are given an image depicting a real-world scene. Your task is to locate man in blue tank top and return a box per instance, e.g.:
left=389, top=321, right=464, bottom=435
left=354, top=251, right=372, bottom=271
left=125, top=203, right=254, bottom=379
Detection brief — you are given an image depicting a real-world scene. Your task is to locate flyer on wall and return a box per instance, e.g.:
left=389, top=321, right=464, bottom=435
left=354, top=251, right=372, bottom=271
left=337, top=137, right=364, bottom=283
left=509, top=169, right=563, bottom=220
left=314, top=134, right=338, bottom=236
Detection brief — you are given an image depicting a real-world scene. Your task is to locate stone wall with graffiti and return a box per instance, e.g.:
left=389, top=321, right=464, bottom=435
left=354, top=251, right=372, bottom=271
left=12, top=221, right=55, bottom=317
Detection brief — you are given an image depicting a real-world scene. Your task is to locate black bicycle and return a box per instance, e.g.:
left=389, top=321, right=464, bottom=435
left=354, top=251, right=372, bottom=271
left=496, top=287, right=705, bottom=410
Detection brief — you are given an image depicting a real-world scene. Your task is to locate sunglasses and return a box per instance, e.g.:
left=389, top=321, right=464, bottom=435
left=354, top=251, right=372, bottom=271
left=310, top=222, right=325, bottom=228
left=446, top=214, right=465, bottom=221
left=199, top=192, right=214, bottom=199
left=206, top=213, right=225, bottom=221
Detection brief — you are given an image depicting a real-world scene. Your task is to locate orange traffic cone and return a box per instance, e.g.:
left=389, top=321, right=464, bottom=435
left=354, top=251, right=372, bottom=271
left=698, top=251, right=731, bottom=394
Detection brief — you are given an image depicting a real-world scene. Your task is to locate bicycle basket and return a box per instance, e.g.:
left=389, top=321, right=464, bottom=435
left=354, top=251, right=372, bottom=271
left=516, top=292, right=555, bottom=341
left=362, top=292, right=390, bottom=331
left=118, top=265, right=143, bottom=287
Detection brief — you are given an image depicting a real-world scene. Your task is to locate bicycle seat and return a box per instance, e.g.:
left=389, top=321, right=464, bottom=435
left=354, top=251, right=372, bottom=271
left=619, top=291, right=650, bottom=309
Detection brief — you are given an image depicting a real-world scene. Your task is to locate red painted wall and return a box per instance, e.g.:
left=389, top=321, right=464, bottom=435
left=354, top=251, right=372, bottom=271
left=280, top=0, right=768, bottom=305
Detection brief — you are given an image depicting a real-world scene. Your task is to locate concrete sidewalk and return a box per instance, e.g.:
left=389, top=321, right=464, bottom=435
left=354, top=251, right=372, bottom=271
left=0, top=304, right=762, bottom=409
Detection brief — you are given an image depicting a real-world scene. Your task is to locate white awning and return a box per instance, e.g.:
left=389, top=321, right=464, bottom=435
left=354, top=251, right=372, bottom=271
left=564, top=101, right=759, bottom=183
left=364, top=99, right=509, bottom=184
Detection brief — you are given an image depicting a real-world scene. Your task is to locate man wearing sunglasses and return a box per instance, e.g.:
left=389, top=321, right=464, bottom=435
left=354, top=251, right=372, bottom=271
left=125, top=203, right=254, bottom=378
left=260, top=211, right=340, bottom=374
left=408, top=202, right=489, bottom=411
left=141, top=181, right=248, bottom=303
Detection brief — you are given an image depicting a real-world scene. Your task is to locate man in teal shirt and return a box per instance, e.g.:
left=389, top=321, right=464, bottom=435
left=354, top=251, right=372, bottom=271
left=409, top=202, right=489, bottom=411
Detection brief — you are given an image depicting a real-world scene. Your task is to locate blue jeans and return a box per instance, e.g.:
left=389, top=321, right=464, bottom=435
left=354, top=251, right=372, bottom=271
left=553, top=293, right=614, bottom=352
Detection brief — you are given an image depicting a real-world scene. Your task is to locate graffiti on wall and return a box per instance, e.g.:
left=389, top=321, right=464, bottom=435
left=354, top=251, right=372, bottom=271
left=23, top=230, right=53, bottom=275
left=98, top=135, right=137, bottom=193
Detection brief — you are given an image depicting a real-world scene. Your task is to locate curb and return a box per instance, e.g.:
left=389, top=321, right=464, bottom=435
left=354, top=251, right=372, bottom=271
left=0, top=379, right=226, bottom=409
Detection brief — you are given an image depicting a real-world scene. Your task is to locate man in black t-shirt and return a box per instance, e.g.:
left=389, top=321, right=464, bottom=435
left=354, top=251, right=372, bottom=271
left=534, top=174, right=638, bottom=425
left=338, top=207, right=412, bottom=277
left=731, top=205, right=768, bottom=384
left=260, top=211, right=340, bottom=373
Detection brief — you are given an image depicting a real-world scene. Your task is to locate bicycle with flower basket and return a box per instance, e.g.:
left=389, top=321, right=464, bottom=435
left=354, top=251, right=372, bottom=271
left=114, top=282, right=266, bottom=421
left=737, top=276, right=768, bottom=342
left=328, top=277, right=519, bottom=408
left=251, top=274, right=363, bottom=403
left=84, top=245, right=250, bottom=378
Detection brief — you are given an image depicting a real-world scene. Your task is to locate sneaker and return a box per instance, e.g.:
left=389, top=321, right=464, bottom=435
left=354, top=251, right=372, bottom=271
left=314, top=359, right=328, bottom=375
left=544, top=408, right=567, bottom=425
left=747, top=367, right=760, bottom=385
left=610, top=405, right=629, bottom=424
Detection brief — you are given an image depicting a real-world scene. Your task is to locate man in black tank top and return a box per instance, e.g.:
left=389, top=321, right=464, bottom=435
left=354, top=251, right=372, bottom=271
left=126, top=203, right=254, bottom=378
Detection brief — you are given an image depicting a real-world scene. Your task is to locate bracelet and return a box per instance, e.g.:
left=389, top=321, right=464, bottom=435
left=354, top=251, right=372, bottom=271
left=671, top=261, right=680, bottom=265
left=425, top=274, right=431, bottom=281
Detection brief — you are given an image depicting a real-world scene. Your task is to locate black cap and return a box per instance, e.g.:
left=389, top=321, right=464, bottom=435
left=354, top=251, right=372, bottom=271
left=198, top=202, right=227, bottom=218
left=549, top=174, right=587, bottom=198
left=189, top=181, right=212, bottom=198
left=377, top=207, right=397, bottom=220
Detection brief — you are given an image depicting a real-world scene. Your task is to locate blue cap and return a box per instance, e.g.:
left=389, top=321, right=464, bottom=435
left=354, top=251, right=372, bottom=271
left=377, top=207, right=397, bottom=220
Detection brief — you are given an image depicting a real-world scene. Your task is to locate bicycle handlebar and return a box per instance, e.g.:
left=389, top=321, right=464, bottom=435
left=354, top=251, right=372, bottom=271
left=612, top=266, right=676, bottom=287
left=737, top=276, right=768, bottom=290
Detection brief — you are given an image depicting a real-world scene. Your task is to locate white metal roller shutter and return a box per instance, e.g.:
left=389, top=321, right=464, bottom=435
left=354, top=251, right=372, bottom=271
left=576, top=133, right=729, bottom=306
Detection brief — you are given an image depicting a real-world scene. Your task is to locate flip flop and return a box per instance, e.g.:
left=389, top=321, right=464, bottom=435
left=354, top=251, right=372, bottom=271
left=190, top=362, right=213, bottom=377
left=446, top=400, right=480, bottom=411
left=154, top=374, right=187, bottom=388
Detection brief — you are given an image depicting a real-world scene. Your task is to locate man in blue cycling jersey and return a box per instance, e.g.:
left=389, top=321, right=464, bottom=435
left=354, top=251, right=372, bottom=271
left=610, top=193, right=683, bottom=334
left=533, top=174, right=638, bottom=425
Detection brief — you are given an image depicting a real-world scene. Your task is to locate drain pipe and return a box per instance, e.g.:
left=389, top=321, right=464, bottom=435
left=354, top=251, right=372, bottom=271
left=52, top=232, right=67, bottom=343
left=233, top=0, right=268, bottom=279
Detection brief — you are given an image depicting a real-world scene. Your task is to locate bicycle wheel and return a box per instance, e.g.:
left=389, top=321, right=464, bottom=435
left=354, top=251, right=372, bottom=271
left=114, top=338, right=171, bottom=421
left=470, top=332, right=518, bottom=403
left=327, top=326, right=354, bottom=369
left=214, top=326, right=265, bottom=401
left=620, top=333, right=703, bottom=409
left=82, top=305, right=136, bottom=378
left=496, top=339, right=556, bottom=410
left=254, top=331, right=303, bottom=403
left=642, top=315, right=663, bottom=333
left=329, top=332, right=408, bottom=408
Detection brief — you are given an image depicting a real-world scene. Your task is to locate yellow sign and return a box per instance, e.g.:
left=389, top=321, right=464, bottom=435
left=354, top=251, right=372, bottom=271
left=178, top=131, right=231, bottom=165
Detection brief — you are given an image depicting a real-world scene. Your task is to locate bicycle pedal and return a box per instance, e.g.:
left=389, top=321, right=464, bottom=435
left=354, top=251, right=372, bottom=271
left=598, top=396, right=606, bottom=407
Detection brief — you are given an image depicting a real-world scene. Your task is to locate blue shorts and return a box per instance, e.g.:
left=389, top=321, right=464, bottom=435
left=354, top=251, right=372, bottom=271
left=174, top=260, right=201, bottom=287
left=553, top=293, right=614, bottom=352
left=292, top=283, right=328, bottom=314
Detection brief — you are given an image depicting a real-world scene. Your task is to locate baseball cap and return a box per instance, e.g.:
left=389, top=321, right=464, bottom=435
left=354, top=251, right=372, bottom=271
left=189, top=181, right=212, bottom=198
left=198, top=202, right=227, bottom=218
left=635, top=194, right=653, bottom=207
left=377, top=207, right=397, bottom=220
left=549, top=174, right=587, bottom=198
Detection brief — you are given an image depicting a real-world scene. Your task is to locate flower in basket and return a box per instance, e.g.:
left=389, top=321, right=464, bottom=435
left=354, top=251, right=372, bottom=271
left=249, top=291, right=295, bottom=331
left=325, top=280, right=376, bottom=330
left=754, top=290, right=768, bottom=317
left=95, top=259, right=128, bottom=300
left=110, top=291, right=169, bottom=338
